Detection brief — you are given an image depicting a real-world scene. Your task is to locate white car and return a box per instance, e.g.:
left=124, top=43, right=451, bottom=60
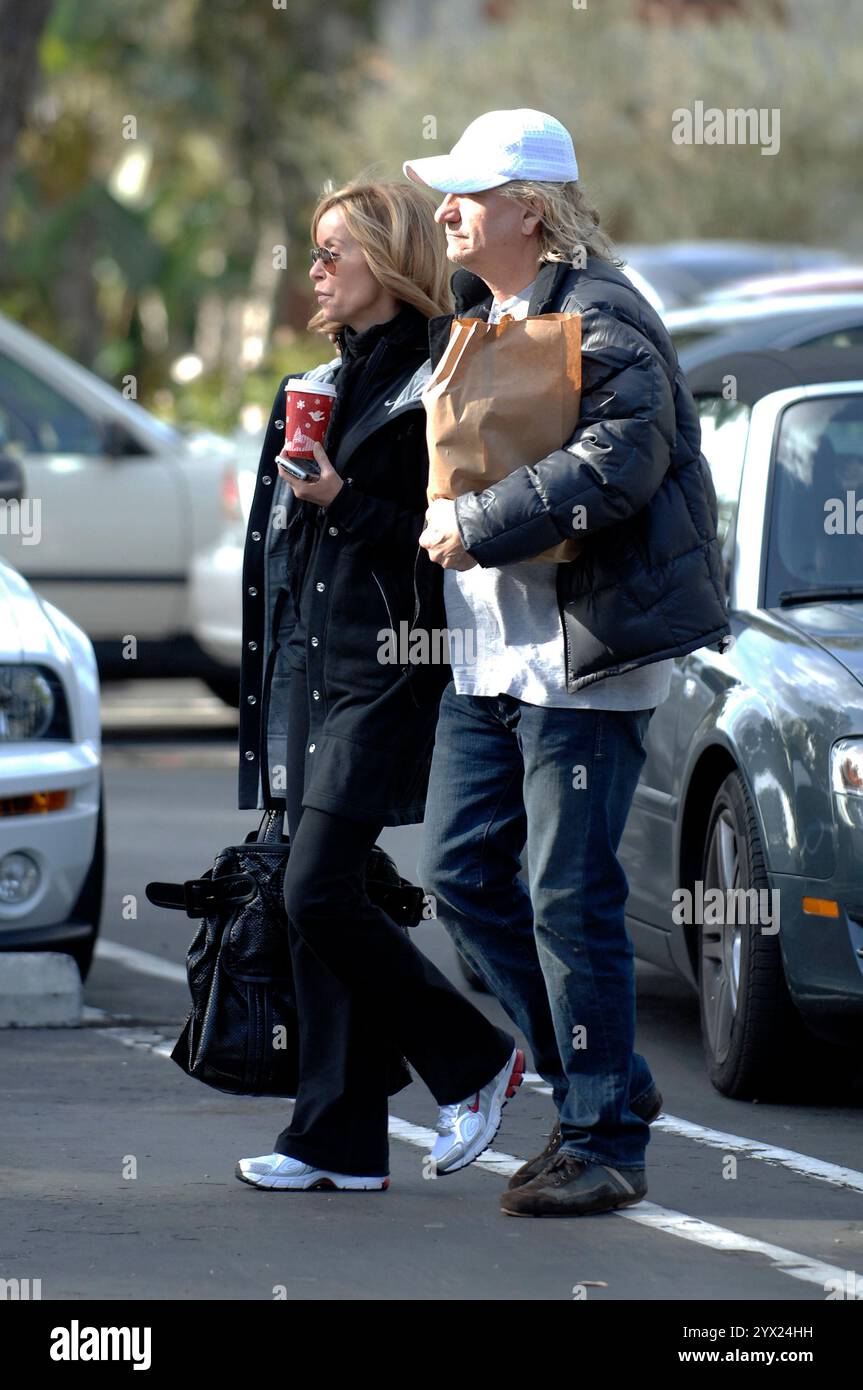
left=0, top=310, right=244, bottom=698
left=0, top=556, right=103, bottom=979
left=189, top=464, right=258, bottom=699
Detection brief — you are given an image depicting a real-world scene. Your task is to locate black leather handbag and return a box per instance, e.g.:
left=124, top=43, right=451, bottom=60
left=145, top=809, right=424, bottom=1098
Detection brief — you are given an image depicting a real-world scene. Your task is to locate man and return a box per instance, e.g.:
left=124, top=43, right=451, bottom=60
left=404, top=109, right=731, bottom=1217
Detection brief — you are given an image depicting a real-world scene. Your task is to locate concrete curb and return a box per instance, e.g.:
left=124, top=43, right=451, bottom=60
left=0, top=953, right=83, bottom=1027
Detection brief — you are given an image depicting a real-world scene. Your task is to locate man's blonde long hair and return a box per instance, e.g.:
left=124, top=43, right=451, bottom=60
left=307, top=180, right=453, bottom=336
left=498, top=179, right=623, bottom=268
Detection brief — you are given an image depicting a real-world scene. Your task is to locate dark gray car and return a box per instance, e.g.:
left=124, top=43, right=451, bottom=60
left=619, top=348, right=863, bottom=1099
left=676, top=300, right=863, bottom=372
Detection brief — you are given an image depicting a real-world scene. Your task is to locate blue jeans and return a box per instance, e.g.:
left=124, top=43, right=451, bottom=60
left=418, top=684, right=657, bottom=1170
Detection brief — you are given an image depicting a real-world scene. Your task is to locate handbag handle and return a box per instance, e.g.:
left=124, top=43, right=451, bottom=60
left=257, top=808, right=286, bottom=843
left=146, top=811, right=286, bottom=917
left=145, top=873, right=257, bottom=917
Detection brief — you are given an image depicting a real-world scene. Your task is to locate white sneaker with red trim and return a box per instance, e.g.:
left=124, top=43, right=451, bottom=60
left=428, top=1047, right=525, bottom=1176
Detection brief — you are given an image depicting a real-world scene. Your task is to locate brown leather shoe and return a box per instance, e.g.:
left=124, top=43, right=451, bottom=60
left=501, top=1153, right=647, bottom=1217
left=507, top=1120, right=562, bottom=1190
left=507, top=1087, right=662, bottom=1190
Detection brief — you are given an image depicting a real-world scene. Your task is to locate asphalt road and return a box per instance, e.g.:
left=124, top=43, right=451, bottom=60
left=4, top=678, right=863, bottom=1309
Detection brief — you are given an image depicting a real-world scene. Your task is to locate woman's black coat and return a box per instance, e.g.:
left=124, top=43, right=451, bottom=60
left=237, top=304, right=451, bottom=824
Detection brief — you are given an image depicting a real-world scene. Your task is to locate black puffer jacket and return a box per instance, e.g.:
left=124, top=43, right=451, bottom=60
left=237, top=303, right=450, bottom=822
left=428, top=257, right=733, bottom=688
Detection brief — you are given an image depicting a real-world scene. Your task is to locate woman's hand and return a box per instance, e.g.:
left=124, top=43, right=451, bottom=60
left=276, top=440, right=344, bottom=507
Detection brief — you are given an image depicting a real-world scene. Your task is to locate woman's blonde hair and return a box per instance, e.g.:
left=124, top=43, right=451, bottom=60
left=307, top=179, right=453, bottom=335
left=497, top=179, right=623, bottom=268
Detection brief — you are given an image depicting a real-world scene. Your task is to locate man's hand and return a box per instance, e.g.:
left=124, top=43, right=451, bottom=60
left=276, top=440, right=344, bottom=506
left=419, top=497, right=478, bottom=570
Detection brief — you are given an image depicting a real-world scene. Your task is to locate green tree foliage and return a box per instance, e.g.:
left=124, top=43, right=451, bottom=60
left=2, top=0, right=377, bottom=426
left=325, top=0, right=863, bottom=250
left=1, top=0, right=860, bottom=432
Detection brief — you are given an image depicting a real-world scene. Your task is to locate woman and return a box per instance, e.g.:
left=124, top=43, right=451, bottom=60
left=235, top=181, right=523, bottom=1192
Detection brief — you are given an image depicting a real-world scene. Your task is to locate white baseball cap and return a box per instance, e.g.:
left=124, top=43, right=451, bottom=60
left=403, top=109, right=578, bottom=194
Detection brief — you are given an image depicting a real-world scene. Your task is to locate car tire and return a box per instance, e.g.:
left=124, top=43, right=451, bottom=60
left=203, top=672, right=240, bottom=707
left=697, top=769, right=807, bottom=1100
left=55, top=781, right=105, bottom=982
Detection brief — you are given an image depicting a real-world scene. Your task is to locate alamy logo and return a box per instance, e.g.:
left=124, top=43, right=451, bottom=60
left=0, top=1277, right=41, bottom=1299
left=49, top=1321, right=151, bottom=1371
left=377, top=622, right=486, bottom=666
left=672, top=101, right=780, bottom=156
left=824, top=491, right=863, bottom=533
left=0, top=498, right=41, bottom=545
left=672, top=882, right=780, bottom=933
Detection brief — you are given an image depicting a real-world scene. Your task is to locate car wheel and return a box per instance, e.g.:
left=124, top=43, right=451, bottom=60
left=55, top=782, right=105, bottom=982
left=454, top=947, right=489, bottom=993
left=203, top=673, right=240, bottom=707
left=697, top=770, right=806, bottom=1100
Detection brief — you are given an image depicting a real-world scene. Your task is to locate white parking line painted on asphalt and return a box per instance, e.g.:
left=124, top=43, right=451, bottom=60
left=521, top=1074, right=863, bottom=1196
left=652, top=1113, right=863, bottom=1195
left=96, top=938, right=187, bottom=985
left=623, top=1203, right=863, bottom=1297
left=94, top=955, right=863, bottom=1198
left=93, top=1023, right=863, bottom=1296
left=386, top=1115, right=862, bottom=1297
left=103, top=1028, right=176, bottom=1059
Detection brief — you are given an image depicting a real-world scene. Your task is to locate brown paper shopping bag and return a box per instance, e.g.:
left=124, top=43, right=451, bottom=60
left=423, top=311, right=583, bottom=563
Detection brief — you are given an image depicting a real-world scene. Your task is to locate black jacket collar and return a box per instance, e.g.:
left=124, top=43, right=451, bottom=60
left=324, top=304, right=430, bottom=475
left=450, top=260, right=571, bottom=316
left=428, top=260, right=574, bottom=369
left=335, top=301, right=430, bottom=363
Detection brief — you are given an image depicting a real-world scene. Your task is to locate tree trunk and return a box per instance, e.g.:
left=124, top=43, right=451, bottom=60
left=0, top=0, right=56, bottom=247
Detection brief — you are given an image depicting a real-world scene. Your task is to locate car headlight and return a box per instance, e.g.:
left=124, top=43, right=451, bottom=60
left=0, top=665, right=70, bottom=741
left=831, top=738, right=863, bottom=828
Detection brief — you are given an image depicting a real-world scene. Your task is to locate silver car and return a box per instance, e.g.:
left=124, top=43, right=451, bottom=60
left=619, top=347, right=863, bottom=1099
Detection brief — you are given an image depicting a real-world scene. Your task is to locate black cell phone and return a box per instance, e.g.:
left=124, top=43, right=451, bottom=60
left=275, top=453, right=320, bottom=481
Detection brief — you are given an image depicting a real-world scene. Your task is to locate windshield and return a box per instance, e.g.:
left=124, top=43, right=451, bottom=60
left=764, top=394, right=863, bottom=607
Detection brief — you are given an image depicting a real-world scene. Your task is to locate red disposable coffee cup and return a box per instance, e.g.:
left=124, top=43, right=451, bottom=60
left=281, top=379, right=336, bottom=460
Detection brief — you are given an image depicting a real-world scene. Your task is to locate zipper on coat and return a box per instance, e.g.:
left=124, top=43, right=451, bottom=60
left=257, top=642, right=280, bottom=807
left=557, top=579, right=572, bottom=691
left=411, top=543, right=422, bottom=630
left=372, top=569, right=409, bottom=676
left=371, top=569, right=396, bottom=635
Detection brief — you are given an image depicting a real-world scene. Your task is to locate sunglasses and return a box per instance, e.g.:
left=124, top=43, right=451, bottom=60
left=310, top=246, right=342, bottom=274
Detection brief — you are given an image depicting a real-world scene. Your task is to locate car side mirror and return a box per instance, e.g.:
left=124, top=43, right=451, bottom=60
left=0, top=452, right=25, bottom=502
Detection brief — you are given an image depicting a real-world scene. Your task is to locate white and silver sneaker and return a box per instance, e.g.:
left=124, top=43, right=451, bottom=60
left=235, top=1152, right=389, bottom=1191
left=429, top=1047, right=525, bottom=1176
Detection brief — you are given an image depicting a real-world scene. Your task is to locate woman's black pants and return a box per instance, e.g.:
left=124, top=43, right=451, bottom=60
left=273, top=664, right=513, bottom=1176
